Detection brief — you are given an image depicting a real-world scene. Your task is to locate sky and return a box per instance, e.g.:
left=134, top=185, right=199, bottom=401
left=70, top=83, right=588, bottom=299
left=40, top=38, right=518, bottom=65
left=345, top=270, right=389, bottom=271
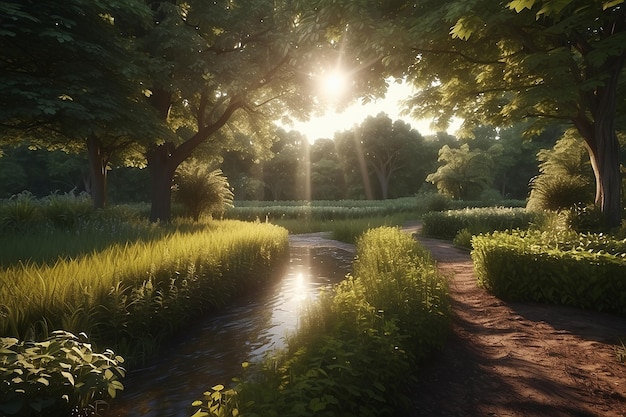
left=288, top=81, right=461, bottom=143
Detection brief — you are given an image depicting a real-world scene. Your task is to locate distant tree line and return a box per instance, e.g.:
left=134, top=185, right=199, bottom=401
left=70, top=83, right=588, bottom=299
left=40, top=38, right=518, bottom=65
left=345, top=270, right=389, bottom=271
left=0, top=113, right=569, bottom=203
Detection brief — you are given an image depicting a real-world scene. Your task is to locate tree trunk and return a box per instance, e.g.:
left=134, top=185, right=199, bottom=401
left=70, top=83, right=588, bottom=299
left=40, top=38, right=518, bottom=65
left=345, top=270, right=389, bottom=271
left=589, top=122, right=621, bottom=228
left=147, top=143, right=177, bottom=223
left=86, top=135, right=107, bottom=209
left=581, top=57, right=623, bottom=229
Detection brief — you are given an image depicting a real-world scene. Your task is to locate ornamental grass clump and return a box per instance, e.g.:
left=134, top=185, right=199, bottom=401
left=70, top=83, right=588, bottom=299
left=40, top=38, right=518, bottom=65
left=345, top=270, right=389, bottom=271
left=191, top=227, right=450, bottom=417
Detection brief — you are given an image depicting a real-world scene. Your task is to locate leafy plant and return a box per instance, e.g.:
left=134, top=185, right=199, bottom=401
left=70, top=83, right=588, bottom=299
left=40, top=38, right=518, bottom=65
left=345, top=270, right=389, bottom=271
left=0, top=331, right=125, bottom=417
left=0, top=192, right=42, bottom=234
left=452, top=228, right=473, bottom=249
left=471, top=230, right=626, bottom=314
left=421, top=207, right=543, bottom=239
left=174, top=161, right=234, bottom=221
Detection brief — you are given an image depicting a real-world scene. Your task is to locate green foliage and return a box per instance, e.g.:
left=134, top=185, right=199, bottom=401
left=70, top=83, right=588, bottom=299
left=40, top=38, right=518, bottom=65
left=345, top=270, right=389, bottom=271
left=426, top=144, right=497, bottom=200
left=421, top=207, right=544, bottom=239
left=226, top=197, right=419, bottom=222
left=0, top=331, right=125, bottom=417
left=528, top=131, right=595, bottom=211
left=0, top=192, right=42, bottom=234
left=528, top=175, right=593, bottom=211
left=414, top=192, right=451, bottom=214
left=174, top=161, right=234, bottom=221
left=471, top=230, right=626, bottom=314
left=191, top=227, right=450, bottom=417
left=452, top=228, right=473, bottom=250
left=0, top=220, right=289, bottom=363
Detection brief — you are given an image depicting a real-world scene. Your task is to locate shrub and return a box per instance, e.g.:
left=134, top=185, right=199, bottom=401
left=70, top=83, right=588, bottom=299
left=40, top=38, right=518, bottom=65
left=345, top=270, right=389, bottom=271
left=0, top=192, right=42, bottom=234
left=527, top=174, right=593, bottom=211
left=452, top=228, right=473, bottom=250
left=0, top=331, right=125, bottom=417
left=471, top=230, right=626, bottom=314
left=174, top=162, right=234, bottom=221
left=421, top=207, right=542, bottom=239
left=415, top=192, right=451, bottom=214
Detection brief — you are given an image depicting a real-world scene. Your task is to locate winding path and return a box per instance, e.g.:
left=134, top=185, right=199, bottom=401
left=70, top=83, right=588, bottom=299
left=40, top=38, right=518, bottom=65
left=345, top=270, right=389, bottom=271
left=402, top=222, right=626, bottom=417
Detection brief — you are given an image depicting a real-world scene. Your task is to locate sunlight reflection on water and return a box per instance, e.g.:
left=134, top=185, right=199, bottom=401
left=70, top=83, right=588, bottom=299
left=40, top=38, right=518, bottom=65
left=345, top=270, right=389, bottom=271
left=102, top=246, right=353, bottom=417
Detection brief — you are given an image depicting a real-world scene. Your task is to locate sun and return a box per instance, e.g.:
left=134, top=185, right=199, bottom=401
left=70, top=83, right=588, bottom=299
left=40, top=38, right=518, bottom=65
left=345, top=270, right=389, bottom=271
left=320, top=70, right=348, bottom=100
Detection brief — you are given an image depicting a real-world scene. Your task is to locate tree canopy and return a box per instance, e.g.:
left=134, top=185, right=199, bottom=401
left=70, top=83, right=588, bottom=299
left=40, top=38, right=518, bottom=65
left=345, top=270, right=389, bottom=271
left=312, top=0, right=625, bottom=226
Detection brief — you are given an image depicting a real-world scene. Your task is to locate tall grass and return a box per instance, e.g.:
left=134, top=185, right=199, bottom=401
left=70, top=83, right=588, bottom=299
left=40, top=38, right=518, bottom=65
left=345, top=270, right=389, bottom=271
left=226, top=197, right=420, bottom=222
left=0, top=220, right=288, bottom=361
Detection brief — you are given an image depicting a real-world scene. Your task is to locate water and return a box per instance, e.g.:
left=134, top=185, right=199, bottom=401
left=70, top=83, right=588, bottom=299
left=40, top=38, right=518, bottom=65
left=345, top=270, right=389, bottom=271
left=103, top=245, right=353, bottom=417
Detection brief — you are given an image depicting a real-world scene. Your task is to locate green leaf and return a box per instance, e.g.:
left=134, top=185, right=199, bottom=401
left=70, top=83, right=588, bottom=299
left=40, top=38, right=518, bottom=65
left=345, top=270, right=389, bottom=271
left=603, top=0, right=624, bottom=9
left=508, top=0, right=536, bottom=12
left=61, top=371, right=75, bottom=386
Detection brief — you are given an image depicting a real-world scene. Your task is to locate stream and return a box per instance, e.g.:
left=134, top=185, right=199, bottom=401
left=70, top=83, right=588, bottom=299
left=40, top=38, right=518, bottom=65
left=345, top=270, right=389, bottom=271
left=102, top=240, right=354, bottom=417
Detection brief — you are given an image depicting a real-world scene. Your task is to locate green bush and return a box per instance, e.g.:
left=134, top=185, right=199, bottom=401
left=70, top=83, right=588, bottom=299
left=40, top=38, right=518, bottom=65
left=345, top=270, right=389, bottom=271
left=0, top=331, right=125, bottom=417
left=421, top=207, right=542, bottom=239
left=191, top=227, right=450, bottom=417
left=174, top=162, right=234, bottom=221
left=0, top=192, right=42, bottom=234
left=471, top=230, right=626, bottom=314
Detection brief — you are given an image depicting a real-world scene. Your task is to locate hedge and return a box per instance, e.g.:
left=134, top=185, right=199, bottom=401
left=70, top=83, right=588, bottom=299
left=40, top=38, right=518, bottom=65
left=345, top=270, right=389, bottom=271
left=471, top=230, right=626, bottom=314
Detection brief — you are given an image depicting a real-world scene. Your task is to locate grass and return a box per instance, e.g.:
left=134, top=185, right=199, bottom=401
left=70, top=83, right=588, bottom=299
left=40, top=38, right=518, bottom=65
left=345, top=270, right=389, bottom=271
left=273, top=213, right=411, bottom=243
left=0, top=219, right=289, bottom=362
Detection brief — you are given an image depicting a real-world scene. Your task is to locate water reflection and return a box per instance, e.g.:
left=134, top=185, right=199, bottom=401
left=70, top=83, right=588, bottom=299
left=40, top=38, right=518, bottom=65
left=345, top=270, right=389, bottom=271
left=103, top=246, right=353, bottom=417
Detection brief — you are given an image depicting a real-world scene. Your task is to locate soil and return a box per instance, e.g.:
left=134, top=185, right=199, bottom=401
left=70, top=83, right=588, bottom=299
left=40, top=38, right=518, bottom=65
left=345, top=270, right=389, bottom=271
left=402, top=223, right=626, bottom=417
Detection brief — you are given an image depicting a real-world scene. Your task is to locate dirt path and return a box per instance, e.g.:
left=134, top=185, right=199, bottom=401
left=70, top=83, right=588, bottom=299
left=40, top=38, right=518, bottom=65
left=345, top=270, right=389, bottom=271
left=403, top=224, right=626, bottom=417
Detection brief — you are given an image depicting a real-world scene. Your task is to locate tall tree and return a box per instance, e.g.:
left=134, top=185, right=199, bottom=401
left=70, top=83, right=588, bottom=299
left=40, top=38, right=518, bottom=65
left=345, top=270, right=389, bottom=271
left=336, top=113, right=427, bottom=199
left=310, top=0, right=626, bottom=226
left=0, top=0, right=165, bottom=208
left=409, top=0, right=626, bottom=225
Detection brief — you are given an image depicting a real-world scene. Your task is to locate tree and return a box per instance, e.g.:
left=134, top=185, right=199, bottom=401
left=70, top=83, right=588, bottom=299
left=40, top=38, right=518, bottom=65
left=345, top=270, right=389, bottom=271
left=335, top=113, right=427, bottom=199
left=311, top=0, right=625, bottom=226
left=426, top=143, right=497, bottom=200
left=411, top=0, right=626, bottom=225
left=136, top=0, right=383, bottom=221
left=0, top=0, right=166, bottom=208
left=262, top=129, right=308, bottom=200
left=309, top=139, right=345, bottom=199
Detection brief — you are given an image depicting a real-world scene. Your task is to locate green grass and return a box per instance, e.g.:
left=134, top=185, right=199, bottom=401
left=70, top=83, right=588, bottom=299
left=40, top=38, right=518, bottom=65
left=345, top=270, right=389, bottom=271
left=226, top=197, right=420, bottom=222
left=0, top=220, right=289, bottom=362
left=273, top=214, right=410, bottom=243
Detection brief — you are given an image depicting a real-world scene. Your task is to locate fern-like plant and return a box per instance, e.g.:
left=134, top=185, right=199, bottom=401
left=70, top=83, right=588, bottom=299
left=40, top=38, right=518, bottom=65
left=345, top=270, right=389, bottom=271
left=527, top=130, right=594, bottom=212
left=173, top=161, right=234, bottom=221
